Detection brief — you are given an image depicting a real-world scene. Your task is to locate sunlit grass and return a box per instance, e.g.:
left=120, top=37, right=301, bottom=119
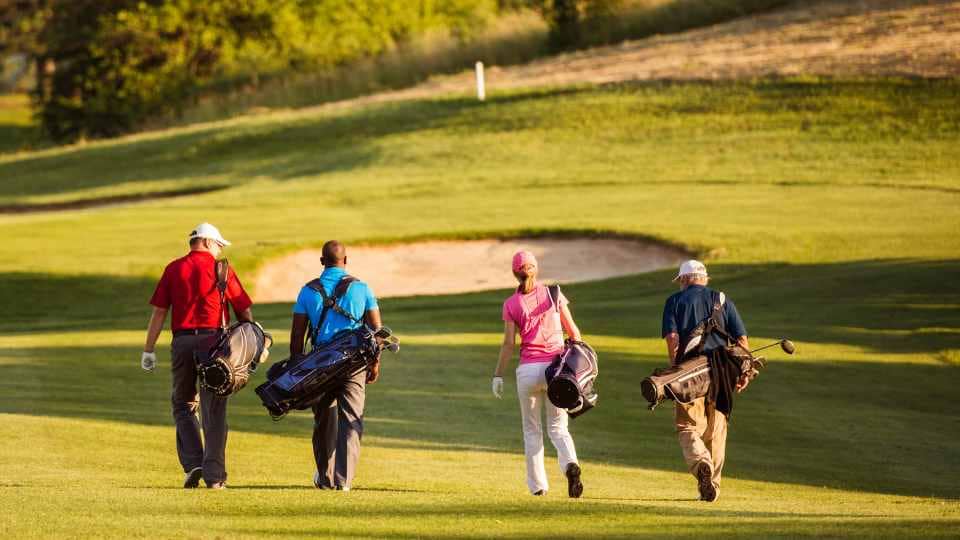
left=0, top=78, right=958, bottom=537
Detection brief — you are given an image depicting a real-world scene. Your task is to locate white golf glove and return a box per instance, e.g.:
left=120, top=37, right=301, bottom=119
left=141, top=351, right=157, bottom=372
left=492, top=376, right=504, bottom=399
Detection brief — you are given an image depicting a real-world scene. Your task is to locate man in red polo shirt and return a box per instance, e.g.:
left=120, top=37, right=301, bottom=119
left=141, top=222, right=254, bottom=489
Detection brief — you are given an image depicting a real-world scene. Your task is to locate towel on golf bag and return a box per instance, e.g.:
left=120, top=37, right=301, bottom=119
left=640, top=345, right=761, bottom=415
left=255, top=326, right=382, bottom=420
left=197, top=321, right=273, bottom=396
left=545, top=339, right=599, bottom=419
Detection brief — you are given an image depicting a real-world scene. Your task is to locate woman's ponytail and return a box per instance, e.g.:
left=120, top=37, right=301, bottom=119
left=515, top=269, right=536, bottom=294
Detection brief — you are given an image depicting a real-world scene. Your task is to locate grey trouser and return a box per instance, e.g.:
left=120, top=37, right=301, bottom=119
left=171, top=334, right=228, bottom=485
left=312, top=370, right=366, bottom=489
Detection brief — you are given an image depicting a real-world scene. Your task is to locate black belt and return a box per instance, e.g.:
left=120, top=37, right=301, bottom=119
left=173, top=328, right=220, bottom=337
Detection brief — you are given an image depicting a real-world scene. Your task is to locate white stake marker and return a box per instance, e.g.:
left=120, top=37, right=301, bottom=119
left=475, top=61, right=485, bottom=101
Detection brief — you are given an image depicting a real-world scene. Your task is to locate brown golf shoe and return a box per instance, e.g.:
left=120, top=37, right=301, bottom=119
left=696, top=462, right=717, bottom=502
left=566, top=463, right=584, bottom=499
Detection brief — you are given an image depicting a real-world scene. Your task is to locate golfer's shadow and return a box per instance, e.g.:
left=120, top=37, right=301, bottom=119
left=582, top=496, right=696, bottom=503
left=225, top=485, right=431, bottom=493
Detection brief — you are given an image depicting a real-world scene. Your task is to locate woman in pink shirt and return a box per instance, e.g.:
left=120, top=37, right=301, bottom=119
left=493, top=250, right=585, bottom=497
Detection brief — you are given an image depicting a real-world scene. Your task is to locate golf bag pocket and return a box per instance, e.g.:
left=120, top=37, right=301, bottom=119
left=545, top=340, right=599, bottom=419
left=641, top=355, right=711, bottom=411
left=198, top=322, right=273, bottom=397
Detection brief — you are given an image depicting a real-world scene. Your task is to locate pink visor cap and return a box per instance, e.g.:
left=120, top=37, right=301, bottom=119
left=512, top=250, right=538, bottom=273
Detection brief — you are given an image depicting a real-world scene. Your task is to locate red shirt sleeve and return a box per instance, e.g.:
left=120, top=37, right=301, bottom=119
left=226, top=268, right=253, bottom=313
left=149, top=265, right=172, bottom=309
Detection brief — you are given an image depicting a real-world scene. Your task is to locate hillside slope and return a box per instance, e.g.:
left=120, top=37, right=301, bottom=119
left=403, top=0, right=960, bottom=99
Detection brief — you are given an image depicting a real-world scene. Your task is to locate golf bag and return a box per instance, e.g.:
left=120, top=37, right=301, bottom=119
left=255, top=326, right=398, bottom=420
left=640, top=290, right=763, bottom=411
left=198, top=321, right=273, bottom=396
left=541, top=284, right=599, bottom=419
left=545, top=338, right=599, bottom=418
left=640, top=354, right=711, bottom=411
left=195, top=259, right=274, bottom=396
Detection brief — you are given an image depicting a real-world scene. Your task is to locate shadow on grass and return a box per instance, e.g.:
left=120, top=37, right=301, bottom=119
left=0, top=87, right=587, bottom=203
left=4, top=78, right=957, bottom=205
left=1, top=341, right=957, bottom=499
left=232, top=518, right=960, bottom=540
left=1, top=258, right=957, bottom=498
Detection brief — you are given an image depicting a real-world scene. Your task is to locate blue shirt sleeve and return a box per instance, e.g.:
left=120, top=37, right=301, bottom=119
left=662, top=295, right=678, bottom=337
left=364, top=284, right=378, bottom=311
left=724, top=298, right=747, bottom=338
left=293, top=287, right=308, bottom=314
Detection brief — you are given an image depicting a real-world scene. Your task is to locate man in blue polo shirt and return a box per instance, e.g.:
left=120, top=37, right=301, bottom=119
left=289, top=240, right=381, bottom=491
left=662, top=260, right=750, bottom=503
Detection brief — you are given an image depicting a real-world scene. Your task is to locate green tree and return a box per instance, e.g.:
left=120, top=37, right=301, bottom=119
left=5, top=0, right=496, bottom=141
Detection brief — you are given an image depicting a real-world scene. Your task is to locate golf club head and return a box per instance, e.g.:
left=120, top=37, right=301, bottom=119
left=781, top=339, right=796, bottom=355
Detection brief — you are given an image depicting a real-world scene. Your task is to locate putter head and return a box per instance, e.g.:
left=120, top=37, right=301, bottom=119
left=781, top=339, right=796, bottom=355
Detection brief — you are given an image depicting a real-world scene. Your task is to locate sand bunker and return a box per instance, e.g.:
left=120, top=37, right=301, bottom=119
left=254, top=237, right=688, bottom=302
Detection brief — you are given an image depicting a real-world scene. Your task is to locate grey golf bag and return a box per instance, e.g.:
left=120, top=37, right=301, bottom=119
left=640, top=354, right=711, bottom=411
left=545, top=338, right=599, bottom=418
left=640, top=346, right=762, bottom=411
left=255, top=326, right=398, bottom=420
left=198, top=321, right=273, bottom=396
left=641, top=290, right=763, bottom=411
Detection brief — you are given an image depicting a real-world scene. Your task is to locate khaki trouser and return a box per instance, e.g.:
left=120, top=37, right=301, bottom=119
left=312, top=370, right=366, bottom=489
left=171, top=334, right=229, bottom=485
left=675, top=397, right=727, bottom=489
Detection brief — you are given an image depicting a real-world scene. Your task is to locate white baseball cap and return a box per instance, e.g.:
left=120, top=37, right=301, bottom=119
left=673, top=259, right=707, bottom=281
left=188, top=222, right=231, bottom=246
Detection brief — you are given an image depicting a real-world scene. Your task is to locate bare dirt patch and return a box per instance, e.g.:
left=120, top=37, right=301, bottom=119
left=254, top=237, right=689, bottom=302
left=418, top=0, right=960, bottom=92
left=288, top=0, right=959, bottom=119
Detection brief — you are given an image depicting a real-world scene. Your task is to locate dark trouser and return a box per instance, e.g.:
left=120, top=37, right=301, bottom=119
left=312, top=370, right=366, bottom=489
left=171, top=334, right=228, bottom=485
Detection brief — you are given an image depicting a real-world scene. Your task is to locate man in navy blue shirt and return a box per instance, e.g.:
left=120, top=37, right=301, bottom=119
left=289, top=240, right=382, bottom=491
left=661, top=260, right=750, bottom=502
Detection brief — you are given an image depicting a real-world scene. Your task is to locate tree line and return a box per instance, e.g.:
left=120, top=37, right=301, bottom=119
left=0, top=1, right=620, bottom=141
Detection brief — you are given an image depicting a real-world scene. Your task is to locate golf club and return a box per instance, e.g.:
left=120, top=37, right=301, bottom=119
left=751, top=339, right=796, bottom=355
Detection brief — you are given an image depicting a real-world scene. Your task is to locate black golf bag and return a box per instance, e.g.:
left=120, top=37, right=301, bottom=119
left=197, top=321, right=273, bottom=396
left=545, top=338, right=599, bottom=419
left=195, top=259, right=274, bottom=396
left=255, top=326, right=397, bottom=420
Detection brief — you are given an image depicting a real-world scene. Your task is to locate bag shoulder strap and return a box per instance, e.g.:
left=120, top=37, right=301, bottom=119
left=547, top=284, right=561, bottom=313
left=305, top=275, right=361, bottom=346
left=215, top=259, right=229, bottom=293
left=215, top=259, right=230, bottom=329
left=707, top=290, right=733, bottom=343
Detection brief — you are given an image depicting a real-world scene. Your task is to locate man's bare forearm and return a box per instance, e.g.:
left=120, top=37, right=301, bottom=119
left=290, top=314, right=309, bottom=359
left=665, top=333, right=679, bottom=364
left=235, top=307, right=253, bottom=323
left=144, top=307, right=168, bottom=353
left=364, top=308, right=382, bottom=330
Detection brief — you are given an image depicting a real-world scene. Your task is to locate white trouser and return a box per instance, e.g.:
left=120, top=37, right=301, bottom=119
left=516, top=362, right=578, bottom=494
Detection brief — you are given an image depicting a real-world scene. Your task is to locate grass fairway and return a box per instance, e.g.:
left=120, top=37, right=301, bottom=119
left=0, top=94, right=35, bottom=154
left=0, top=79, right=958, bottom=538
